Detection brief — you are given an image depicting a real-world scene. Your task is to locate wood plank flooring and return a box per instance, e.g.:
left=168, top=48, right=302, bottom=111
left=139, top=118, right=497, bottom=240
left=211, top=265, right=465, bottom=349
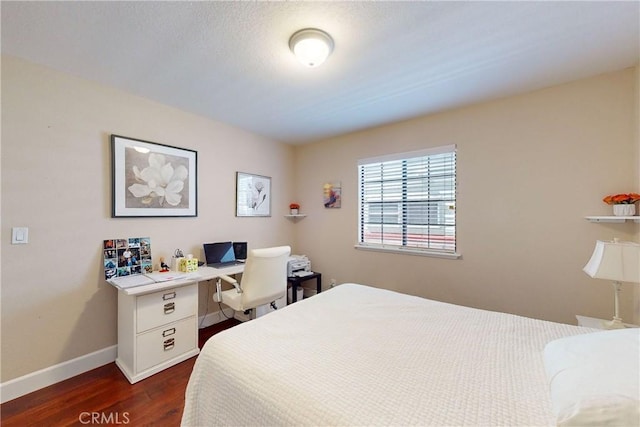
left=1, top=319, right=241, bottom=426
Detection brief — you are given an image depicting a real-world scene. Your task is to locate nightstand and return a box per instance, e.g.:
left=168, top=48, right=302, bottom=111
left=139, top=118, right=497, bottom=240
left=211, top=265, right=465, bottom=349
left=576, top=315, right=639, bottom=329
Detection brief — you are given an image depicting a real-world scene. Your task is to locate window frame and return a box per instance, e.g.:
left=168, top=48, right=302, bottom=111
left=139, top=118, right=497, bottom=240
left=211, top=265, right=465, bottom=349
left=355, top=145, right=460, bottom=259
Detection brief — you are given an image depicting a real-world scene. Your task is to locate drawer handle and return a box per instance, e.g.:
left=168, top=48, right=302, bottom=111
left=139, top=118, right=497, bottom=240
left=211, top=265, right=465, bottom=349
left=162, top=328, right=176, bottom=337
left=164, top=302, right=175, bottom=314
left=163, top=338, right=175, bottom=351
left=162, top=291, right=176, bottom=301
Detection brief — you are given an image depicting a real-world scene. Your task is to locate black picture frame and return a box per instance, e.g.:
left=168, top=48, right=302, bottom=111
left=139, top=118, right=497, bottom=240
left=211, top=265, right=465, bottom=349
left=111, top=135, right=197, bottom=217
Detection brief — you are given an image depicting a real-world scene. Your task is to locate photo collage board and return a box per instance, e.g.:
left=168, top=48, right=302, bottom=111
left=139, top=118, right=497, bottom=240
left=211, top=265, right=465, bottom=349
left=103, top=237, right=152, bottom=280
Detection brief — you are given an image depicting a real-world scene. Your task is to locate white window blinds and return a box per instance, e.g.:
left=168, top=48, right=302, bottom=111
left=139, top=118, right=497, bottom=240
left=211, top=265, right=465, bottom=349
left=358, top=145, right=456, bottom=254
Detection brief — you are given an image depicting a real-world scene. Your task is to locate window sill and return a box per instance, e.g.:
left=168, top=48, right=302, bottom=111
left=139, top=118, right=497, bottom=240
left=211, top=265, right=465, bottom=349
left=354, top=244, right=461, bottom=259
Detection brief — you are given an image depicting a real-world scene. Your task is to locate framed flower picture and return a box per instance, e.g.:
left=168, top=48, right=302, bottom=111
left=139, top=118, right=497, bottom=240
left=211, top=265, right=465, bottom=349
left=236, top=172, right=271, bottom=217
left=111, top=135, right=197, bottom=217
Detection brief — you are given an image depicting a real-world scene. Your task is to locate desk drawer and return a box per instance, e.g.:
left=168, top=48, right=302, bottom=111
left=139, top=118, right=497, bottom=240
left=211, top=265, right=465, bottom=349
left=136, top=284, right=197, bottom=333
left=136, top=316, right=197, bottom=372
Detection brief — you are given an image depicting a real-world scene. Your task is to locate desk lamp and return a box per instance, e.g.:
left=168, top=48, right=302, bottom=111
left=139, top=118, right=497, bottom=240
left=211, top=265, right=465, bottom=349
left=583, top=239, right=640, bottom=329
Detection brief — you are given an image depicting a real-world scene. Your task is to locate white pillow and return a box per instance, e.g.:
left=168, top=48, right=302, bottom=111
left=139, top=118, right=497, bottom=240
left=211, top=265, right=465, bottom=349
left=544, top=328, right=640, bottom=427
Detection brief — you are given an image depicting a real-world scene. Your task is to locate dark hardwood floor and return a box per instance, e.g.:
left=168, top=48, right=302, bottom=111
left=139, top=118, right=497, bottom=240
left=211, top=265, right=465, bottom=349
left=1, top=319, right=241, bottom=426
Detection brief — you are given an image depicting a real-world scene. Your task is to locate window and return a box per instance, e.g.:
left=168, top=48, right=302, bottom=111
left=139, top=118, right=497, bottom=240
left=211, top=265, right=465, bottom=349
left=357, top=145, right=458, bottom=258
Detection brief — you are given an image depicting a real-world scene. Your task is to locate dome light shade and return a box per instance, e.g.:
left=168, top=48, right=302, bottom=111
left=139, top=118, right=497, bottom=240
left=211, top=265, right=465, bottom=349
left=289, top=28, right=334, bottom=68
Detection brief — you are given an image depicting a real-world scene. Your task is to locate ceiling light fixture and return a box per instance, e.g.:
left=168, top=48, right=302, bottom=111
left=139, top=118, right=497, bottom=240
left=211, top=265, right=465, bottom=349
left=289, top=28, right=334, bottom=68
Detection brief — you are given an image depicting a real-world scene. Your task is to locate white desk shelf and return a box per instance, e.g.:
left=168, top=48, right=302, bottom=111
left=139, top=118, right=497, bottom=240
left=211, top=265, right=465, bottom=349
left=585, top=216, right=640, bottom=223
left=285, top=214, right=307, bottom=219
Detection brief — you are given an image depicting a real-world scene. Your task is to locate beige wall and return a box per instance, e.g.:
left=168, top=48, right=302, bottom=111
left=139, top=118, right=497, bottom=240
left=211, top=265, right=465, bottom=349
left=2, top=55, right=639, bottom=384
left=293, top=67, right=639, bottom=325
left=1, top=56, right=295, bottom=382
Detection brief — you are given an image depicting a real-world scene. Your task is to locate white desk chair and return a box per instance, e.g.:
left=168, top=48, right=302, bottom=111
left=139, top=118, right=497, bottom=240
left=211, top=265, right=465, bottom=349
left=215, top=246, right=291, bottom=320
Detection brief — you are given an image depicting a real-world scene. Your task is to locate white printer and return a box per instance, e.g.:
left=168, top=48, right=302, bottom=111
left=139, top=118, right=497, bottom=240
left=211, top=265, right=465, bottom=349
left=287, top=255, right=311, bottom=277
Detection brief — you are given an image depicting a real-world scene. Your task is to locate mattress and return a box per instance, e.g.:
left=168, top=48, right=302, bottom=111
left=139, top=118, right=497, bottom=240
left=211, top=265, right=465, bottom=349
left=182, top=283, right=596, bottom=426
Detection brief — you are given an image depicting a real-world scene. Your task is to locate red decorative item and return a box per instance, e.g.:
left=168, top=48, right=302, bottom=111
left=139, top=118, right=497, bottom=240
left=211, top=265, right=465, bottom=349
left=602, top=193, right=640, bottom=205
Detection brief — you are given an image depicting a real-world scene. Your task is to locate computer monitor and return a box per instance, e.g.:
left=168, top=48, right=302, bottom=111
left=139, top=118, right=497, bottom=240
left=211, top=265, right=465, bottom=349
left=233, top=242, right=247, bottom=260
left=203, top=241, right=248, bottom=267
left=204, top=242, right=236, bottom=265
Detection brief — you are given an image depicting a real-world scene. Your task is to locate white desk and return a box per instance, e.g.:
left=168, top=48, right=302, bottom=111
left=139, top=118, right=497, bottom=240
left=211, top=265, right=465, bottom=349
left=117, top=265, right=245, bottom=296
left=111, top=265, right=244, bottom=383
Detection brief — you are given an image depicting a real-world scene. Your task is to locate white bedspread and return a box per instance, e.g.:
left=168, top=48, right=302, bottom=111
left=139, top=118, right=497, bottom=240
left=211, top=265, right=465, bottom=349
left=182, top=283, right=596, bottom=426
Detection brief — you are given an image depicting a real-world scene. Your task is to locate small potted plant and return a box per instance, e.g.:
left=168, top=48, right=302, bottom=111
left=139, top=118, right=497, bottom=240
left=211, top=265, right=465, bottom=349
left=602, top=193, right=640, bottom=216
left=289, top=203, right=300, bottom=215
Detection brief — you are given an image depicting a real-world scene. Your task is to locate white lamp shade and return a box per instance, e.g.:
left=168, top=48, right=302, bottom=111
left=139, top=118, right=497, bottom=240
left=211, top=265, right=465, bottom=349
left=583, top=240, right=640, bottom=283
left=289, top=28, right=334, bottom=68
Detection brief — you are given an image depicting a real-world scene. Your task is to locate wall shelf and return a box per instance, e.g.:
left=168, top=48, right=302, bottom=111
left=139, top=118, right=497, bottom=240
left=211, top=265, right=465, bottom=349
left=285, top=214, right=307, bottom=220
left=585, top=216, right=640, bottom=223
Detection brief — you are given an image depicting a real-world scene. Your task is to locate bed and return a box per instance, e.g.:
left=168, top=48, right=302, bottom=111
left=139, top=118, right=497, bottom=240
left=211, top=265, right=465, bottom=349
left=182, top=283, right=639, bottom=426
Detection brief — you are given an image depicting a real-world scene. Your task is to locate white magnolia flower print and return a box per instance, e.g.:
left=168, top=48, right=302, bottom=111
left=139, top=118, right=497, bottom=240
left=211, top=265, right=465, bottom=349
left=250, top=181, right=267, bottom=210
left=247, top=181, right=266, bottom=210
left=128, top=153, right=188, bottom=206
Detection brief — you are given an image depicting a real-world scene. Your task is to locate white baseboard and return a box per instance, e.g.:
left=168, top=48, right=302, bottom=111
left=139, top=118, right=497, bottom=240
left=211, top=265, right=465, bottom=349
left=0, top=345, right=117, bottom=404
left=198, top=307, right=235, bottom=329
left=1, top=309, right=234, bottom=404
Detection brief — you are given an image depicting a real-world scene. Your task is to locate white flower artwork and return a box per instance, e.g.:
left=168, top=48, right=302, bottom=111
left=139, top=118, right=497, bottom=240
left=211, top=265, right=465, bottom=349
left=128, top=153, right=188, bottom=207
left=236, top=172, right=271, bottom=217
left=111, top=135, right=197, bottom=217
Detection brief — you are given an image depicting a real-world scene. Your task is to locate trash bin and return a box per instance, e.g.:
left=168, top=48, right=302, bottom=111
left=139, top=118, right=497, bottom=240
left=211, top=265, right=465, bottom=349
left=287, top=286, right=304, bottom=303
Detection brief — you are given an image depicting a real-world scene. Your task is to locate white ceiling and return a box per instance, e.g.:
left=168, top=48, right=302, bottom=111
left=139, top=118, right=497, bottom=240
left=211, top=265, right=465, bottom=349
left=2, top=1, right=638, bottom=145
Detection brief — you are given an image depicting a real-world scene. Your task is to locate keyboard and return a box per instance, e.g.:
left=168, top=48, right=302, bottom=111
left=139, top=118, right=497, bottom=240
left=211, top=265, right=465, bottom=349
left=209, top=261, right=244, bottom=268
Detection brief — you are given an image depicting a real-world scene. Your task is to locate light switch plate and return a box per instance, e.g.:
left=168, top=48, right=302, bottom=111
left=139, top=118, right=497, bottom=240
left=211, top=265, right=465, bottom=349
left=11, top=227, right=29, bottom=244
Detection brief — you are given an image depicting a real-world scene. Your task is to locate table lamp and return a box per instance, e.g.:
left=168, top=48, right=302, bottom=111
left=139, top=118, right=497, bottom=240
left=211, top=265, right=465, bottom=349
left=583, top=239, right=640, bottom=329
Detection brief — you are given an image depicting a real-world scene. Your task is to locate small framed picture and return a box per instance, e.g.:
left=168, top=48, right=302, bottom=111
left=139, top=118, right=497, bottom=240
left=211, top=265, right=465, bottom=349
left=323, top=181, right=341, bottom=208
left=111, top=135, right=197, bottom=217
left=236, top=172, right=271, bottom=217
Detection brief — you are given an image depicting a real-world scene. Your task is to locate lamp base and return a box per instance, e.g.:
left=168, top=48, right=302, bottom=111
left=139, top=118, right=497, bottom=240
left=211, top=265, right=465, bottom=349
left=601, top=317, right=626, bottom=329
